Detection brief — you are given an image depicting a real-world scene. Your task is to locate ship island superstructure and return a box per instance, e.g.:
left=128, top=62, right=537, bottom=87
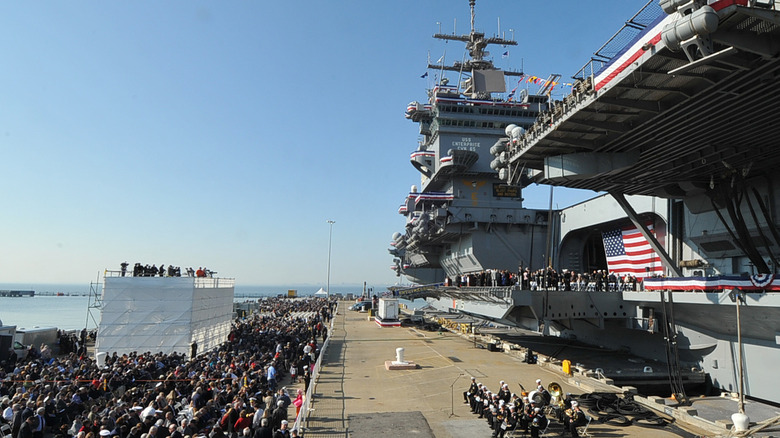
left=390, top=0, right=556, bottom=284
left=391, top=0, right=780, bottom=406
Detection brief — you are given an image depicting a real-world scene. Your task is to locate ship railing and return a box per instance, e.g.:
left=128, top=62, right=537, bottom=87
left=573, top=0, right=662, bottom=81
left=513, top=75, right=595, bottom=157
left=493, top=289, right=512, bottom=300
left=510, top=1, right=664, bottom=164
left=104, top=269, right=211, bottom=278
left=438, top=287, right=514, bottom=304
left=103, top=270, right=235, bottom=288
left=572, top=281, right=638, bottom=292
left=193, top=277, right=235, bottom=288
left=746, top=0, right=780, bottom=10
left=524, top=280, right=640, bottom=292
left=449, top=280, right=649, bottom=293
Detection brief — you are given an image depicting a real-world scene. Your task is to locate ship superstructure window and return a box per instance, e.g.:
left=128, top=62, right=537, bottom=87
left=437, top=105, right=531, bottom=119
left=440, top=119, right=478, bottom=127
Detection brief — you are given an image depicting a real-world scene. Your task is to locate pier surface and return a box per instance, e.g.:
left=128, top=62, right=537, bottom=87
left=303, top=306, right=707, bottom=437
left=0, top=289, right=34, bottom=297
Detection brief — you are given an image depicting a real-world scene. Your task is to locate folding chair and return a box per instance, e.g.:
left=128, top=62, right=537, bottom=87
left=576, top=415, right=593, bottom=437
left=504, top=422, right=519, bottom=438
left=1, top=423, right=12, bottom=438
left=505, top=419, right=525, bottom=438
left=543, top=404, right=559, bottom=419
left=538, top=421, right=551, bottom=437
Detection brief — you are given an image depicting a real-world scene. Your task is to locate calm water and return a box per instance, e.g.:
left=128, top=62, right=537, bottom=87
left=0, top=283, right=393, bottom=331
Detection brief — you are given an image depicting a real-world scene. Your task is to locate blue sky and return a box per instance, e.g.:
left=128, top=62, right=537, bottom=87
left=0, top=1, right=646, bottom=288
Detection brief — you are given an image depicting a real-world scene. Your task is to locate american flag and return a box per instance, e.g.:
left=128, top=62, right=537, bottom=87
left=602, top=224, right=663, bottom=278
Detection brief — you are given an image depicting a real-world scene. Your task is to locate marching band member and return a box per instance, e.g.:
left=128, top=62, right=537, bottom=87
left=562, top=400, right=587, bottom=436
left=529, top=407, right=548, bottom=438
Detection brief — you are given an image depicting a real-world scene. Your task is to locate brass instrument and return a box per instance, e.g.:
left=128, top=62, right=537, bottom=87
left=517, top=382, right=528, bottom=397
left=528, top=390, right=545, bottom=406
left=548, top=382, right=565, bottom=408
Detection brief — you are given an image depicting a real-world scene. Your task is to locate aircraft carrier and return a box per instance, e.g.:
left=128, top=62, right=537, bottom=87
left=389, top=0, right=780, bottom=406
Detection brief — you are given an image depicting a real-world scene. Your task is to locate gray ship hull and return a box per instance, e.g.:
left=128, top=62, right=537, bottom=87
left=391, top=0, right=780, bottom=405
left=423, top=285, right=780, bottom=403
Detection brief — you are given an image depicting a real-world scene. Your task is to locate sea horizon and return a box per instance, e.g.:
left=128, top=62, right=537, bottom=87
left=0, top=281, right=419, bottom=331
left=0, top=281, right=407, bottom=296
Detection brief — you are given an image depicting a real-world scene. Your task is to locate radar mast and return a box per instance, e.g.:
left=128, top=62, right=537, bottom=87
left=429, top=0, right=522, bottom=74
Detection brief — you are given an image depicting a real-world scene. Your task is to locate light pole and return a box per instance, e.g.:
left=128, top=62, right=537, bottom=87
left=327, top=220, right=335, bottom=295
left=730, top=288, right=750, bottom=431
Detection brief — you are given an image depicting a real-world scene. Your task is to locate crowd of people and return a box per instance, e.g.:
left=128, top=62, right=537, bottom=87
left=444, top=269, right=519, bottom=288
left=519, top=268, right=642, bottom=292
left=16, top=331, right=91, bottom=365
left=462, top=377, right=588, bottom=437
left=56, top=331, right=94, bottom=358
left=120, top=264, right=219, bottom=279
left=123, top=263, right=183, bottom=278
left=1, top=297, right=336, bottom=438
left=445, top=267, right=645, bottom=292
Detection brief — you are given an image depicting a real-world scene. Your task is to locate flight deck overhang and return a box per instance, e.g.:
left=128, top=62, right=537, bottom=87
left=501, top=1, right=780, bottom=199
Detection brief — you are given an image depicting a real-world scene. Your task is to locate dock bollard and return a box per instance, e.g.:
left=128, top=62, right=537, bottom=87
left=732, top=412, right=749, bottom=431
left=395, top=347, right=406, bottom=364
left=385, top=347, right=417, bottom=370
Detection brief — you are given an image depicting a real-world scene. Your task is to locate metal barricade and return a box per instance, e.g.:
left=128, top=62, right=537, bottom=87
left=294, top=302, right=337, bottom=433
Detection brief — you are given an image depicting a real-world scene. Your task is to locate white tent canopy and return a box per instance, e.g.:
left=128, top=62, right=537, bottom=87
left=314, top=287, right=328, bottom=296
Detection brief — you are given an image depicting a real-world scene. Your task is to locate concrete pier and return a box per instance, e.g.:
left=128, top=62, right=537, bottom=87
left=302, top=305, right=710, bottom=437
left=0, top=290, right=34, bottom=297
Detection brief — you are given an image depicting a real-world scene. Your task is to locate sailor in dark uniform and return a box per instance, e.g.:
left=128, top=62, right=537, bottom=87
left=486, top=405, right=497, bottom=430
left=498, top=383, right=511, bottom=403
left=529, top=407, right=548, bottom=438
left=470, top=384, right=482, bottom=414
left=272, top=419, right=290, bottom=438
left=562, top=401, right=587, bottom=436
left=477, top=391, right=489, bottom=418
left=480, top=392, right=494, bottom=420
left=518, top=398, right=532, bottom=433
left=463, top=377, right=478, bottom=403
left=499, top=404, right=518, bottom=438
left=491, top=403, right=507, bottom=438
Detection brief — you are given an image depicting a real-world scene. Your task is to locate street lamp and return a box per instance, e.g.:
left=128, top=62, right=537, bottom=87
left=327, top=220, right=335, bottom=295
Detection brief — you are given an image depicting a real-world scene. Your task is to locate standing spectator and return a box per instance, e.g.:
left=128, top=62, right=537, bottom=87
left=266, top=364, right=277, bottom=393
left=253, top=418, right=272, bottom=438
left=272, top=420, right=290, bottom=438
left=292, top=390, right=303, bottom=418
left=19, top=415, right=36, bottom=438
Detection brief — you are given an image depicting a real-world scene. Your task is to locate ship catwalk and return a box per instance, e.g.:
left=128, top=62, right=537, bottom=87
left=389, top=0, right=780, bottom=408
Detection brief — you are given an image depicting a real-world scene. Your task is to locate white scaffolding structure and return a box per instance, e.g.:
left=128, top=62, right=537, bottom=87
left=95, top=275, right=234, bottom=356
